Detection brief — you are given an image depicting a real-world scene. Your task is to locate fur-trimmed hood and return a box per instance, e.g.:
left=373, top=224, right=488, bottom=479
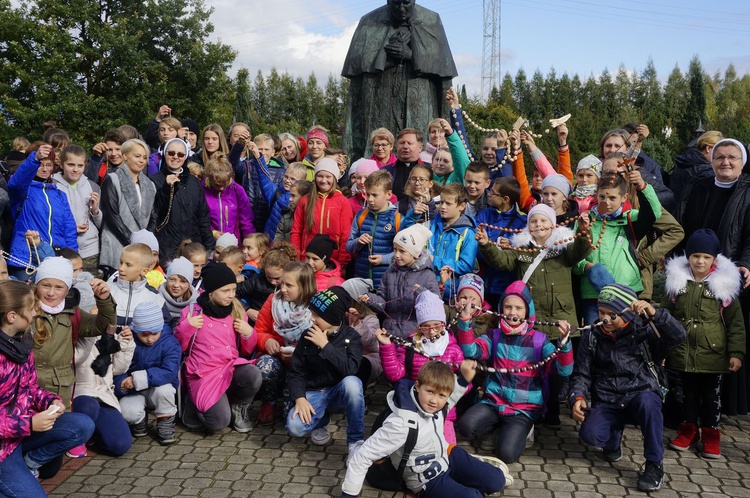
left=511, top=225, right=576, bottom=256
left=665, top=254, right=741, bottom=305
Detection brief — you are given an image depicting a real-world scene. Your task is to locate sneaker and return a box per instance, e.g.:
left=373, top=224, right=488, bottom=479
left=474, top=454, right=514, bottom=488
left=310, top=425, right=331, bottom=445
left=231, top=401, right=255, bottom=433
left=637, top=461, right=664, bottom=492
left=700, top=427, right=721, bottom=459
left=669, top=422, right=699, bottom=451
left=30, top=468, right=39, bottom=479
left=525, top=425, right=535, bottom=448
left=65, top=444, right=87, bottom=458
left=479, top=432, right=496, bottom=452
left=257, top=401, right=276, bottom=426
left=602, top=446, right=623, bottom=462
left=157, top=415, right=177, bottom=445
left=130, top=417, right=148, bottom=437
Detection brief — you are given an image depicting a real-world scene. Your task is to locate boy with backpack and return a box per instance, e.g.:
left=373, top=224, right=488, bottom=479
left=569, top=283, right=686, bottom=492
left=342, top=361, right=512, bottom=498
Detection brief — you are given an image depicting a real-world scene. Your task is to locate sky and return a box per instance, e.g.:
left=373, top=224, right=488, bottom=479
left=207, top=0, right=750, bottom=98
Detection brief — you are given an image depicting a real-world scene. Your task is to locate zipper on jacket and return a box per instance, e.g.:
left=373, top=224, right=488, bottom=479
left=218, top=192, right=224, bottom=233
left=43, top=185, right=53, bottom=245
left=125, top=281, right=133, bottom=323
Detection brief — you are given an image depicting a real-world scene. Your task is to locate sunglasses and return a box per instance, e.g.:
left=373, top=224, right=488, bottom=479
left=166, top=151, right=186, bottom=158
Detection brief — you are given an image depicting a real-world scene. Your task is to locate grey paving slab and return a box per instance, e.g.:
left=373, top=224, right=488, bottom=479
left=44, top=381, right=750, bottom=497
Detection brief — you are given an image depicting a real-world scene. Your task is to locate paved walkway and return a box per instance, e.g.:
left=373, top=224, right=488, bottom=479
left=43, top=382, right=750, bottom=497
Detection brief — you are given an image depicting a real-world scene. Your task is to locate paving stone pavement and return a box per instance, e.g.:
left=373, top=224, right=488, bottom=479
left=43, top=381, right=750, bottom=497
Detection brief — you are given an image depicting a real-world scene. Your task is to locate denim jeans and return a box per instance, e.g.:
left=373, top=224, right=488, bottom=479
left=286, top=376, right=365, bottom=444
left=0, top=411, right=96, bottom=496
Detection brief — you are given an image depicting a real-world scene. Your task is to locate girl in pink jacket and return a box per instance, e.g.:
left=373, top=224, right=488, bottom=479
left=175, top=262, right=261, bottom=433
left=374, top=291, right=464, bottom=443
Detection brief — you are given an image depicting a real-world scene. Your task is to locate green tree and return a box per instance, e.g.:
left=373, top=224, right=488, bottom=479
left=233, top=68, right=252, bottom=125
left=679, top=56, right=707, bottom=143
left=0, top=0, right=236, bottom=147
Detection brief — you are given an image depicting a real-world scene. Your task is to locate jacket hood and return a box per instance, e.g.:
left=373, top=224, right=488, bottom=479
left=388, top=378, right=437, bottom=420
left=511, top=225, right=576, bottom=251
left=674, top=147, right=709, bottom=170
left=665, top=254, right=741, bottom=305
left=501, top=280, right=536, bottom=323
left=440, top=214, right=476, bottom=232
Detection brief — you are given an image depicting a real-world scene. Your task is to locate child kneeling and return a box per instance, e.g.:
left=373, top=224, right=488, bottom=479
left=116, top=302, right=181, bottom=445
left=569, top=284, right=686, bottom=492
left=341, top=361, right=512, bottom=498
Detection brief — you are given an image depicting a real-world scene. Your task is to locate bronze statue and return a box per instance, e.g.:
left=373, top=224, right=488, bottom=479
left=342, top=0, right=458, bottom=160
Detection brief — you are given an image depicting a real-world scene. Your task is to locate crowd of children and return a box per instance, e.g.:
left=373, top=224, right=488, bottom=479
left=1, top=101, right=748, bottom=497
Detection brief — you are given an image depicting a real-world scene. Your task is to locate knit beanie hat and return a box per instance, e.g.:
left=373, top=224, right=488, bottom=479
left=598, top=283, right=637, bottom=321
left=457, top=273, right=484, bottom=302
left=314, top=157, right=341, bottom=180
left=131, top=301, right=164, bottom=333
left=307, top=129, right=329, bottom=147
left=415, top=291, right=446, bottom=325
left=501, top=281, right=536, bottom=322
left=215, top=232, right=239, bottom=249
left=352, top=158, right=379, bottom=177
left=577, top=155, right=602, bottom=177
left=167, top=256, right=194, bottom=283
left=341, top=278, right=374, bottom=300
left=393, top=224, right=432, bottom=259
left=309, top=286, right=351, bottom=326
left=541, top=173, right=572, bottom=197
left=685, top=229, right=722, bottom=258
left=201, top=261, right=236, bottom=294
left=35, top=257, right=73, bottom=289
left=527, top=203, right=557, bottom=226
left=710, top=138, right=747, bottom=167
left=306, top=234, right=337, bottom=263
left=130, top=229, right=159, bottom=253
left=181, top=119, right=200, bottom=137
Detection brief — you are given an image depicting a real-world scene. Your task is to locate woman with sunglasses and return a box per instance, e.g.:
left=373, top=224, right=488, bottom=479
left=149, top=138, right=214, bottom=264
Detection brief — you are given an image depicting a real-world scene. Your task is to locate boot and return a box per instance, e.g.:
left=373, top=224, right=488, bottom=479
left=157, top=415, right=177, bottom=446
left=669, top=422, right=699, bottom=451
left=700, top=427, right=721, bottom=459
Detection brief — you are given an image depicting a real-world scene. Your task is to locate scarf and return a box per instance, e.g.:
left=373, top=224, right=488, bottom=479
left=0, top=330, right=32, bottom=364
left=573, top=184, right=596, bottom=199
left=500, top=318, right=529, bottom=336
left=419, top=331, right=450, bottom=357
left=595, top=206, right=623, bottom=221
left=271, top=291, right=312, bottom=343
left=197, top=292, right=233, bottom=319
left=40, top=301, right=65, bottom=315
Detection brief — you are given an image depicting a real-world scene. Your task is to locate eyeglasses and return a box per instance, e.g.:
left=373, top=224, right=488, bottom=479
left=713, top=156, right=742, bottom=163
left=372, top=142, right=391, bottom=149
left=487, top=190, right=503, bottom=197
left=409, top=177, right=429, bottom=184
left=166, top=151, right=186, bottom=158
left=418, top=324, right=444, bottom=334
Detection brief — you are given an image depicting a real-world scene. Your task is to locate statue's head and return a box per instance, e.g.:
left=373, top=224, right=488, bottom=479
left=388, top=0, right=415, bottom=25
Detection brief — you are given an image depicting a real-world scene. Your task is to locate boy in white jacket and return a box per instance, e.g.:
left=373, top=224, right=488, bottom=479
left=341, top=360, right=512, bottom=498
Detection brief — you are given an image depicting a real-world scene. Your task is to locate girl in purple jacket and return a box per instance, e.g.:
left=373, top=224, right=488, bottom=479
left=0, top=281, right=94, bottom=495
left=203, top=155, right=255, bottom=242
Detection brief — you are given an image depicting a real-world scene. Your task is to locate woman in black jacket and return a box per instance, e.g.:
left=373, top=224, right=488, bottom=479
left=149, top=138, right=214, bottom=263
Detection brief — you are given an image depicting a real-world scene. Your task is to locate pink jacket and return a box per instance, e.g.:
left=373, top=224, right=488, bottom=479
left=314, top=260, right=345, bottom=292
left=0, top=352, right=60, bottom=463
left=174, top=305, right=257, bottom=412
left=379, top=333, right=464, bottom=383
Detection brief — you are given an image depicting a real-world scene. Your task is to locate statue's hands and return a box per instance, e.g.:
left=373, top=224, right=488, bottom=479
left=385, top=30, right=412, bottom=60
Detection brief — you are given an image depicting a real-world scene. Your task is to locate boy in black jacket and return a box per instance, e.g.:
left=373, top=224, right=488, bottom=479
left=286, top=286, right=365, bottom=452
left=569, top=284, right=686, bottom=493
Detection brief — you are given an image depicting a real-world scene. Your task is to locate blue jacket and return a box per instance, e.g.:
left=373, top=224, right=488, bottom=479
left=403, top=212, right=478, bottom=301
left=345, top=205, right=400, bottom=288
left=475, top=204, right=528, bottom=295
left=230, top=142, right=286, bottom=233
left=8, top=151, right=78, bottom=267
left=114, top=324, right=181, bottom=396
left=252, top=155, right=290, bottom=241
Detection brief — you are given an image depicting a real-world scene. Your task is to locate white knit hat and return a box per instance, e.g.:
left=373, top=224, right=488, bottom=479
left=215, top=232, right=238, bottom=249
left=35, top=257, right=73, bottom=289
left=167, top=257, right=194, bottom=283
left=393, top=224, right=432, bottom=258
left=314, top=158, right=341, bottom=180
left=130, top=229, right=159, bottom=253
